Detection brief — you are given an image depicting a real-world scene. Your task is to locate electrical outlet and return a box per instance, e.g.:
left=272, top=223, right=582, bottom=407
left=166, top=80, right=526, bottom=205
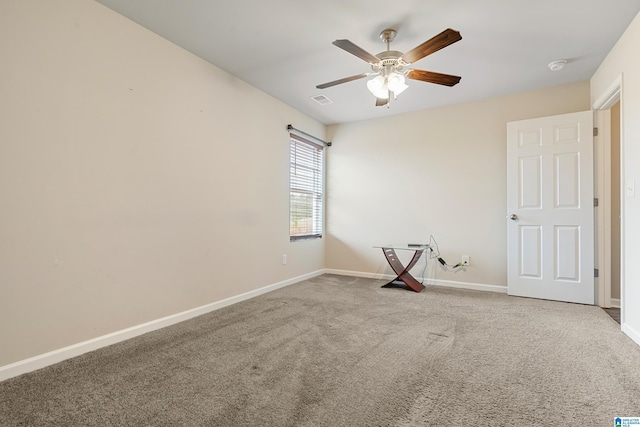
left=282, top=254, right=287, bottom=265
left=461, top=255, right=470, bottom=266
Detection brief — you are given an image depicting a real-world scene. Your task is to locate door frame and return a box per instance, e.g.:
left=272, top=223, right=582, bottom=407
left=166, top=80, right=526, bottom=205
left=594, top=108, right=612, bottom=308
left=592, top=75, right=623, bottom=319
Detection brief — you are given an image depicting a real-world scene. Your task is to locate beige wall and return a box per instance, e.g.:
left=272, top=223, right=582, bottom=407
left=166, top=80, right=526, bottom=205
left=3, top=0, right=637, bottom=372
left=325, top=82, right=591, bottom=288
left=591, top=10, right=640, bottom=341
left=0, top=0, right=324, bottom=366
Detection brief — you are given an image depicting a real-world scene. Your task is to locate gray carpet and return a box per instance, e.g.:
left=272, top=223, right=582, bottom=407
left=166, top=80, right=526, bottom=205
left=1, top=274, right=639, bottom=426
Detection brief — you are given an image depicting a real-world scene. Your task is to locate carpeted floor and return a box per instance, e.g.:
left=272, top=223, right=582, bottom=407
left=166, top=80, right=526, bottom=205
left=1, top=274, right=639, bottom=426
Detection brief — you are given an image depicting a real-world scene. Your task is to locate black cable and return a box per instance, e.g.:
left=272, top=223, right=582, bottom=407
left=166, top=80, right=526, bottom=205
left=437, top=257, right=463, bottom=269
left=429, top=234, right=465, bottom=269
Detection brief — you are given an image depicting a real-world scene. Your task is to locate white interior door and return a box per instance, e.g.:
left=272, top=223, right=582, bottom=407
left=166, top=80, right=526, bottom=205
left=507, top=111, right=594, bottom=304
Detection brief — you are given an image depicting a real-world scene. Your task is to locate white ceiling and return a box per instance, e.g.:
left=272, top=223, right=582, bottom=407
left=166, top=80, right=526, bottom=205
left=95, top=0, right=640, bottom=125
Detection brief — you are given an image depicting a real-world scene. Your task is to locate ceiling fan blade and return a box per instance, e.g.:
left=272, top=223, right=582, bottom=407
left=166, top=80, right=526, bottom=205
left=375, top=97, right=389, bottom=107
left=401, top=28, right=462, bottom=64
left=407, top=69, right=461, bottom=87
left=333, top=39, right=380, bottom=64
left=316, top=73, right=368, bottom=89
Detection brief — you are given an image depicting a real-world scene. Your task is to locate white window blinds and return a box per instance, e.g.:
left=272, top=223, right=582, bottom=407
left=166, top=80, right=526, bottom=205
left=289, top=134, right=324, bottom=240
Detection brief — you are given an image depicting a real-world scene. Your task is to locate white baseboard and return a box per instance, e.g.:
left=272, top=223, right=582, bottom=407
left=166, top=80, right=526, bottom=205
left=622, top=322, right=640, bottom=347
left=0, top=270, right=323, bottom=383
left=611, top=298, right=621, bottom=308
left=324, top=269, right=508, bottom=294
left=3, top=269, right=634, bottom=382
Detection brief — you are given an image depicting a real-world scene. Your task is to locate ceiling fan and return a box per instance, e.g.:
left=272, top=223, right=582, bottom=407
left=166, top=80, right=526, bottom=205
left=316, top=28, right=462, bottom=107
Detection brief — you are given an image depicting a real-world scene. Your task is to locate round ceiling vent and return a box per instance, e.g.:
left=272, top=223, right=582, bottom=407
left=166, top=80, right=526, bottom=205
left=548, top=60, right=567, bottom=71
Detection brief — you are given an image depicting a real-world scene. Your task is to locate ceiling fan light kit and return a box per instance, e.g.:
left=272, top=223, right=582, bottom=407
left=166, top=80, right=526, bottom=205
left=366, top=75, right=388, bottom=98
left=316, top=28, right=462, bottom=107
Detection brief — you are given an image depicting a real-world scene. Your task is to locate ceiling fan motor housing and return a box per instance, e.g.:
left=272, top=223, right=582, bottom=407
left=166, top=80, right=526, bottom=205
left=373, top=50, right=406, bottom=75
left=374, top=29, right=406, bottom=76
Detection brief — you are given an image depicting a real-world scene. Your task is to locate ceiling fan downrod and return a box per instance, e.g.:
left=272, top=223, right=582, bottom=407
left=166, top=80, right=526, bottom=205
left=380, top=28, right=397, bottom=50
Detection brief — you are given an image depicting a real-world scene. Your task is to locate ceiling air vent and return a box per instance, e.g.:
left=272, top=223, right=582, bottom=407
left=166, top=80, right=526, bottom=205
left=311, top=94, right=333, bottom=105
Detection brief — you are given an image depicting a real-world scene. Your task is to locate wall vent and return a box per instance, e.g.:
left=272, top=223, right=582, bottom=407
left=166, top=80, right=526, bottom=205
left=311, top=94, right=334, bottom=105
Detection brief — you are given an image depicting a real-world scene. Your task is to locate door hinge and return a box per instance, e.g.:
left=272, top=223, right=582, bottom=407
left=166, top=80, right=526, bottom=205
left=594, top=197, right=599, bottom=207
left=595, top=268, right=599, bottom=278
left=593, top=127, right=599, bottom=137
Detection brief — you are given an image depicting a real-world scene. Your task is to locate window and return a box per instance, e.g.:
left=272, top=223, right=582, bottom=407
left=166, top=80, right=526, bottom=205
left=289, top=133, right=324, bottom=240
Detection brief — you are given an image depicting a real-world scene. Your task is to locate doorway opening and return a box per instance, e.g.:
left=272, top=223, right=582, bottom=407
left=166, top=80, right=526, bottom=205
left=593, top=76, right=623, bottom=326
left=610, top=101, right=621, bottom=313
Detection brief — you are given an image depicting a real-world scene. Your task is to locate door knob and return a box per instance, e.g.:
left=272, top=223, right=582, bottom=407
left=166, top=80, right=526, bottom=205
left=509, top=214, right=518, bottom=221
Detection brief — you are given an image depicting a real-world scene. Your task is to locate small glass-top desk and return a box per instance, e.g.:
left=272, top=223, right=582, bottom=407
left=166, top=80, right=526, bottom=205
left=374, top=244, right=431, bottom=292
